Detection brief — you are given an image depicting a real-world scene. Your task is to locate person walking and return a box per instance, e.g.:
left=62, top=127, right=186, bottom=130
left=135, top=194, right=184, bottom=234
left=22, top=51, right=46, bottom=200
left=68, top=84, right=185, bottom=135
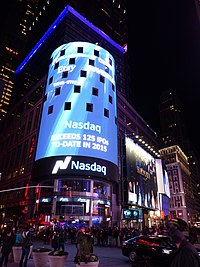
left=0, top=227, right=15, bottom=267
left=19, top=226, right=33, bottom=267
left=169, top=226, right=200, bottom=267
left=75, top=227, right=85, bottom=257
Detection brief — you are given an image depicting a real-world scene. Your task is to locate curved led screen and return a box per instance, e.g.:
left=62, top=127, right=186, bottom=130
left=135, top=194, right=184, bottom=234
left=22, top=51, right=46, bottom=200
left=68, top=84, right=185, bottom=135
left=34, top=42, right=118, bottom=180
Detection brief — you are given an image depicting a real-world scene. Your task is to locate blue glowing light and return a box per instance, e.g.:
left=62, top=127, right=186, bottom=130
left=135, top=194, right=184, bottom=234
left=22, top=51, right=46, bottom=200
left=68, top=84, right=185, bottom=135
left=15, top=5, right=124, bottom=74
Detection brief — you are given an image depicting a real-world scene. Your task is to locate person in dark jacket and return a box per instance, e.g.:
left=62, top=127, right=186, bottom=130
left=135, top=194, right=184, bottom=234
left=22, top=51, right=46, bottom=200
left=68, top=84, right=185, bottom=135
left=19, top=227, right=33, bottom=267
left=0, top=228, right=15, bottom=267
left=51, top=231, right=60, bottom=251
left=169, top=226, right=200, bottom=267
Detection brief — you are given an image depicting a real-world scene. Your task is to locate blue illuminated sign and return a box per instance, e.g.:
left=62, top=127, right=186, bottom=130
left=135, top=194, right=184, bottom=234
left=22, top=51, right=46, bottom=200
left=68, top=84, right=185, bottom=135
left=34, top=42, right=118, bottom=179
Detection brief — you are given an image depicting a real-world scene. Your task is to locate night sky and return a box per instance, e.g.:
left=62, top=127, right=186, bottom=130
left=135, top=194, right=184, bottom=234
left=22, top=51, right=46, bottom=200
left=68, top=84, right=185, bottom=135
left=127, top=0, right=200, bottom=153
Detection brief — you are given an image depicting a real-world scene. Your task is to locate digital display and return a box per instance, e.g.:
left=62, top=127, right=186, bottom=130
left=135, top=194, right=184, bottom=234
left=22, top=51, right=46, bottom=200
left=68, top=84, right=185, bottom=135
left=126, top=137, right=158, bottom=209
left=161, top=194, right=169, bottom=216
left=123, top=209, right=139, bottom=219
left=155, top=158, right=170, bottom=199
left=33, top=42, right=118, bottom=180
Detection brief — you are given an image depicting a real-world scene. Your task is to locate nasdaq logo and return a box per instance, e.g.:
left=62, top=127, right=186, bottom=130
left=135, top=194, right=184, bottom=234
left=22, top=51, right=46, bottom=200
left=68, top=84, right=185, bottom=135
left=52, top=156, right=72, bottom=174
left=52, top=157, right=106, bottom=176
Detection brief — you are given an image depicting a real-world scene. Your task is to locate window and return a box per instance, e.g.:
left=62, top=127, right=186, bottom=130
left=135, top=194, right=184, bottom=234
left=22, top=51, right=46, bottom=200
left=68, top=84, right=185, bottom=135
left=109, top=95, right=112, bottom=103
left=58, top=179, right=90, bottom=192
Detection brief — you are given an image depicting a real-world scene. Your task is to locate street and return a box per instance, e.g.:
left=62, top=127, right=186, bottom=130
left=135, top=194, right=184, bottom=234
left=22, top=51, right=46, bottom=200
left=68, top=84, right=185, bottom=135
left=9, top=240, right=132, bottom=267
left=8, top=239, right=200, bottom=267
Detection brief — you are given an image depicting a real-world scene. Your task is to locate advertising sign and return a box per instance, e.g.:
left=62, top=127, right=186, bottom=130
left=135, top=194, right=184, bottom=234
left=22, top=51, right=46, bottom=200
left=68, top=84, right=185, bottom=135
left=126, top=137, right=158, bottom=209
left=33, top=42, right=118, bottom=180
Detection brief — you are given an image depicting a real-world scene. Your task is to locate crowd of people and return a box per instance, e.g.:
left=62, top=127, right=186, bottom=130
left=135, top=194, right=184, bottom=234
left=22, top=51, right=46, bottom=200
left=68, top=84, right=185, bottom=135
left=0, top=220, right=199, bottom=267
left=0, top=225, right=34, bottom=267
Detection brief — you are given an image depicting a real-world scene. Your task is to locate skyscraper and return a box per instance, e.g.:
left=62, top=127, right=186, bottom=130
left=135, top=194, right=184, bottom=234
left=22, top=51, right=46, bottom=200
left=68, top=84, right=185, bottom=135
left=159, top=89, right=200, bottom=221
left=0, top=0, right=128, bottom=120
left=0, top=1, right=38, bottom=120
left=0, top=3, right=161, bottom=228
left=159, top=90, right=187, bottom=149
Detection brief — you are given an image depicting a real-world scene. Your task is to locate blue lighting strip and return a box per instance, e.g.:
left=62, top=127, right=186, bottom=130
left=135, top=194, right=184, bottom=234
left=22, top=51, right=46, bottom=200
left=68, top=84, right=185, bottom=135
left=15, top=5, right=125, bottom=74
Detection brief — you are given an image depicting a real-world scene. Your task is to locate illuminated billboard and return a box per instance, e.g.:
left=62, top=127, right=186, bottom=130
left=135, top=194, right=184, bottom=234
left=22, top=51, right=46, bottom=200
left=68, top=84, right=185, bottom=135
left=125, top=137, right=158, bottom=209
left=33, top=42, right=118, bottom=180
left=155, top=159, right=170, bottom=198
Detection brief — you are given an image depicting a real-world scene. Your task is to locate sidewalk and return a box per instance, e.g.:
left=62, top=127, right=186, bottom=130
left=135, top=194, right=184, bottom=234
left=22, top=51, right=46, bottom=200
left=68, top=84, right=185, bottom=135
left=6, top=239, right=200, bottom=267
left=8, top=239, right=76, bottom=267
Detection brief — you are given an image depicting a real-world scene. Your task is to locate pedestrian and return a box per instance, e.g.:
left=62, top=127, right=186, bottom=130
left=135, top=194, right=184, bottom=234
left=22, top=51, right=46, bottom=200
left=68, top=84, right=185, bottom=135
left=0, top=228, right=15, bottom=267
left=19, top=226, right=33, bottom=267
left=58, top=230, right=66, bottom=251
left=15, top=228, right=23, bottom=244
left=169, top=226, right=200, bottom=267
left=51, top=231, right=60, bottom=251
left=75, top=227, right=85, bottom=257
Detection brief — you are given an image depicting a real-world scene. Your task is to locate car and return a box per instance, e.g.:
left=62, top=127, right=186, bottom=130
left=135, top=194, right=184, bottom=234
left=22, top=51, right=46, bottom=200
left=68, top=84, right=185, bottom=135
left=121, top=234, right=176, bottom=266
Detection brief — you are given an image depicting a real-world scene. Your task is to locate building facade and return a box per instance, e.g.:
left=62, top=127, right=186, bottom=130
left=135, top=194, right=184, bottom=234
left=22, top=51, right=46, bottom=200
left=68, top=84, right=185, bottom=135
left=159, top=145, right=194, bottom=222
left=0, top=0, right=128, bottom=120
left=0, top=5, right=167, bottom=230
left=159, top=90, right=200, bottom=222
